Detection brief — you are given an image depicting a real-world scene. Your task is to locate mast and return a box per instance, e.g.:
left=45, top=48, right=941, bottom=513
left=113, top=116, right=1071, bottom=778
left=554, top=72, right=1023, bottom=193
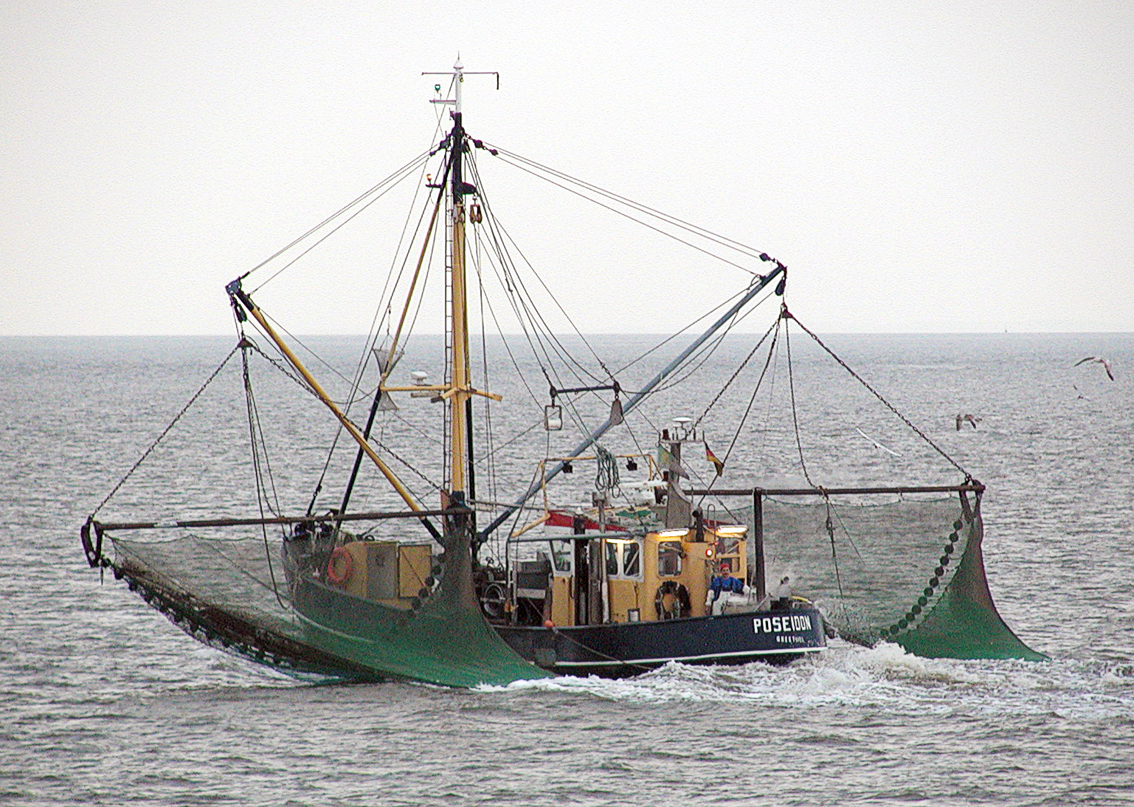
left=449, top=57, right=471, bottom=507
left=422, top=58, right=498, bottom=533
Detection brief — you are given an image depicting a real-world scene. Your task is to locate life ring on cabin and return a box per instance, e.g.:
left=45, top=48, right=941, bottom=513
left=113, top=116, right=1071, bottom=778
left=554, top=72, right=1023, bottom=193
left=479, top=582, right=507, bottom=620
left=654, top=581, right=691, bottom=620
left=326, top=546, right=354, bottom=586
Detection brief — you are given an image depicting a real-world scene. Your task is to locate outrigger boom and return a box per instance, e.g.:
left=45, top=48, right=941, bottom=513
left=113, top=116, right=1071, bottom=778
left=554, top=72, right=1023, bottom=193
left=477, top=259, right=787, bottom=544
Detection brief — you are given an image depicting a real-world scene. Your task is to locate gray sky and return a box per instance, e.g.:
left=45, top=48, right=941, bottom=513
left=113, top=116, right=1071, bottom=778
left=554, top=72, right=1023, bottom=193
left=3, top=1, right=1132, bottom=335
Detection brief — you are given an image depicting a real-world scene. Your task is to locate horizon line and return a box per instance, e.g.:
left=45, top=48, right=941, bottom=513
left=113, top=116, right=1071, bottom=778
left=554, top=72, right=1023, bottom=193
left=2, top=330, right=1132, bottom=338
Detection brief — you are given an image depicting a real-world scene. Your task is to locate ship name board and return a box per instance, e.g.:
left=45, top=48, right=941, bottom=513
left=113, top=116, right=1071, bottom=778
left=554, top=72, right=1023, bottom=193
left=753, top=614, right=813, bottom=634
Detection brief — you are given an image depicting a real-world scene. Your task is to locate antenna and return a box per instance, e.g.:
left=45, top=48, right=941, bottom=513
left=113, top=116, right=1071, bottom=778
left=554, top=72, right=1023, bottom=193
left=423, top=58, right=500, bottom=112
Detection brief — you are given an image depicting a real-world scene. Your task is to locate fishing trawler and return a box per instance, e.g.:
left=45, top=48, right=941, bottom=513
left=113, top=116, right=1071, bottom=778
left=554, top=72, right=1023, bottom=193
left=80, top=61, right=1042, bottom=687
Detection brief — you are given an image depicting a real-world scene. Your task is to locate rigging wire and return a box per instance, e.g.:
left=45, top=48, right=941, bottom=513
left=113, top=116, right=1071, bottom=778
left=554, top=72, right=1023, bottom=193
left=240, top=341, right=290, bottom=609
left=619, top=286, right=776, bottom=398
left=309, top=117, right=452, bottom=512
left=305, top=182, right=447, bottom=512
left=488, top=148, right=761, bottom=276
left=230, top=123, right=798, bottom=534
left=464, top=140, right=788, bottom=517
left=246, top=151, right=432, bottom=293
left=467, top=143, right=798, bottom=413
left=238, top=153, right=448, bottom=513
left=466, top=152, right=615, bottom=385
left=355, top=149, right=448, bottom=391
left=88, top=343, right=244, bottom=520
left=463, top=190, right=585, bottom=413
left=487, top=145, right=771, bottom=263
left=610, top=288, right=747, bottom=377
left=465, top=156, right=609, bottom=388
left=784, top=314, right=816, bottom=488
left=824, top=498, right=848, bottom=604
left=693, top=316, right=783, bottom=515
left=238, top=335, right=445, bottom=504
left=472, top=211, right=500, bottom=518
left=463, top=150, right=647, bottom=475
left=692, top=312, right=781, bottom=432
left=787, top=311, right=969, bottom=478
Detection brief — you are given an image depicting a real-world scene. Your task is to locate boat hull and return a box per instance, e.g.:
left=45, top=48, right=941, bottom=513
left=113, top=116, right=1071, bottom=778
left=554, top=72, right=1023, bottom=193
left=293, top=571, right=826, bottom=679
left=495, top=606, right=827, bottom=677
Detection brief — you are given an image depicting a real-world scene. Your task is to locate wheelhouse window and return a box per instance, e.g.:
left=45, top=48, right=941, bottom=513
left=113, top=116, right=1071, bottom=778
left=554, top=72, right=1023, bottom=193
left=603, top=539, right=643, bottom=579
left=622, top=542, right=641, bottom=577
left=550, top=540, right=573, bottom=574
left=657, top=540, right=682, bottom=576
left=605, top=540, right=619, bottom=576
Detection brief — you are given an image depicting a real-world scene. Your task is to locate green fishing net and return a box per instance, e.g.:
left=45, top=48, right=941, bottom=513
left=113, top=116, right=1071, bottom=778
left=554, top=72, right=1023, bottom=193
left=743, top=487, right=1045, bottom=660
left=104, top=523, right=550, bottom=687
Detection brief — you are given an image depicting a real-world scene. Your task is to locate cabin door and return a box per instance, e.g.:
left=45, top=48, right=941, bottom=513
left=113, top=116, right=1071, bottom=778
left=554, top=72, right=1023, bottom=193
left=571, top=537, right=604, bottom=626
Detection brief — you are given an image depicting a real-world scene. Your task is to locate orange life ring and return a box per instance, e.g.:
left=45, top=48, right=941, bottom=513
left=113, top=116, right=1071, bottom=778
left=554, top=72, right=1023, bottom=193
left=326, top=546, right=354, bottom=586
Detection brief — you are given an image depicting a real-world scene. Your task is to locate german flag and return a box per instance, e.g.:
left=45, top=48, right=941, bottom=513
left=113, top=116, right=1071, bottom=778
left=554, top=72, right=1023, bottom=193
left=705, top=443, right=724, bottom=476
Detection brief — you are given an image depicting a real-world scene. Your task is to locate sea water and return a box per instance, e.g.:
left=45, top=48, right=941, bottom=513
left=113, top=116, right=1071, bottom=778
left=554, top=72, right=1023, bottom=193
left=1, top=333, right=1132, bottom=806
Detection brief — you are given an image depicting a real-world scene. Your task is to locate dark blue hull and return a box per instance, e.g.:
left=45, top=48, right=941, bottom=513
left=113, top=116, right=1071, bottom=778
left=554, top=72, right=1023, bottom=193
left=496, top=606, right=827, bottom=677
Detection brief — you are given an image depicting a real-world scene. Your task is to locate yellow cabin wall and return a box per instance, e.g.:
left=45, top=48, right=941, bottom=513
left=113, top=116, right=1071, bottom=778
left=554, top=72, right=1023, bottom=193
left=633, top=529, right=748, bottom=621
left=341, top=541, right=369, bottom=599
left=398, top=544, right=432, bottom=598
left=334, top=540, right=432, bottom=605
left=607, top=579, right=640, bottom=622
left=537, top=527, right=750, bottom=626
left=550, top=574, right=573, bottom=626
left=683, top=542, right=712, bottom=618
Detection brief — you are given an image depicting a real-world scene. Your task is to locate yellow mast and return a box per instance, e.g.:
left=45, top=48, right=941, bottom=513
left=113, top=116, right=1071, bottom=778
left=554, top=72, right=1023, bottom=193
left=226, top=285, right=425, bottom=514
left=421, top=58, right=501, bottom=541
left=445, top=56, right=474, bottom=507
left=450, top=191, right=470, bottom=496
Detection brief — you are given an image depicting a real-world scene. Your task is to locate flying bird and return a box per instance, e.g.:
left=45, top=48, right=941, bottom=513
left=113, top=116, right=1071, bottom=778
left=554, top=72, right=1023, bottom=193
left=855, top=427, right=900, bottom=456
left=1074, top=356, right=1115, bottom=381
left=955, top=414, right=982, bottom=430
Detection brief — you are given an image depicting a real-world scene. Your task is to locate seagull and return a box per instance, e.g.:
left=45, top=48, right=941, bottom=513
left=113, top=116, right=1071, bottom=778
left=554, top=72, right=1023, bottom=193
left=955, top=414, right=982, bottom=430
left=855, top=427, right=900, bottom=456
left=1074, top=356, right=1115, bottom=381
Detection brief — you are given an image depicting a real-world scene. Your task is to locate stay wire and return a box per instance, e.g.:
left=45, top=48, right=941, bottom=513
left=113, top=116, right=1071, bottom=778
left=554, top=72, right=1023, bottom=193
left=312, top=163, right=446, bottom=510
left=621, top=286, right=774, bottom=399
left=241, top=342, right=289, bottom=610
left=466, top=154, right=611, bottom=386
left=785, top=316, right=816, bottom=488
left=488, top=145, right=770, bottom=262
left=240, top=336, right=445, bottom=501
left=612, top=283, right=769, bottom=391
left=474, top=144, right=793, bottom=398
left=89, top=342, right=243, bottom=520
left=693, top=313, right=781, bottom=432
left=694, top=317, right=782, bottom=513
left=788, top=312, right=969, bottom=477
left=245, top=151, right=432, bottom=292
left=488, top=148, right=760, bottom=276
left=824, top=498, right=848, bottom=603
left=465, top=192, right=573, bottom=405
left=472, top=219, right=500, bottom=514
